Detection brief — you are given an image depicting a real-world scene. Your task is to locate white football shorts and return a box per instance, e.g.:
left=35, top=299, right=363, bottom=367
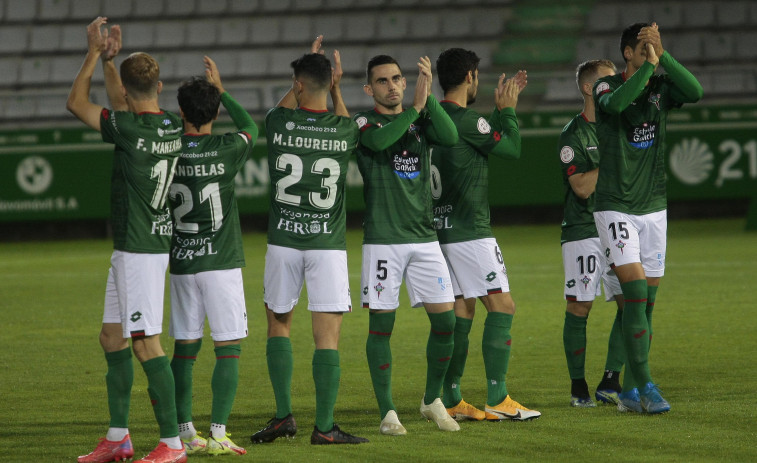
left=103, top=250, right=168, bottom=338
left=593, top=209, right=667, bottom=278
left=440, top=238, right=510, bottom=299
left=264, top=244, right=352, bottom=313
left=361, top=242, right=454, bottom=310
left=562, top=237, right=622, bottom=302
left=169, top=268, right=248, bottom=342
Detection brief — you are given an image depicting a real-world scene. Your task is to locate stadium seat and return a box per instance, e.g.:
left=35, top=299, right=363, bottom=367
left=440, top=12, right=472, bottom=38
left=336, top=46, right=366, bottom=76
left=217, top=18, right=250, bottom=46
left=0, top=26, right=28, bottom=53
left=131, top=0, right=164, bottom=18
left=344, top=13, right=377, bottom=41
left=59, top=24, right=85, bottom=52
left=35, top=93, right=69, bottom=118
left=37, top=0, right=71, bottom=21
left=29, top=25, right=61, bottom=52
left=225, top=87, right=264, bottom=113
left=262, top=0, right=292, bottom=12
left=20, top=58, right=51, bottom=86
left=152, top=52, right=178, bottom=81
left=101, top=0, right=133, bottom=19
left=0, top=57, right=20, bottom=86
left=69, top=0, right=99, bottom=20
left=313, top=15, right=344, bottom=41
left=544, top=76, right=578, bottom=102
left=154, top=21, right=186, bottom=49
left=5, top=0, right=37, bottom=22
left=174, top=52, right=205, bottom=81
left=163, top=0, right=196, bottom=16
left=123, top=22, right=156, bottom=50
left=281, top=16, right=313, bottom=45
left=702, top=33, right=734, bottom=61
left=575, top=36, right=610, bottom=63
left=586, top=4, right=619, bottom=32
left=475, top=8, right=507, bottom=36
left=269, top=47, right=302, bottom=76
left=206, top=50, right=240, bottom=78
left=7, top=94, right=37, bottom=119
left=682, top=1, right=716, bottom=27
left=666, top=32, right=702, bottom=62
left=236, top=49, right=271, bottom=78
left=324, top=0, right=358, bottom=9
left=250, top=17, right=282, bottom=45
left=376, top=14, right=409, bottom=41
left=227, top=0, right=259, bottom=14
left=654, top=2, right=683, bottom=30
left=50, top=56, right=87, bottom=84
left=407, top=12, right=441, bottom=40
left=184, top=19, right=218, bottom=47
left=735, top=32, right=757, bottom=59
left=292, top=0, right=325, bottom=10
left=196, top=0, right=228, bottom=16
left=716, top=1, right=749, bottom=26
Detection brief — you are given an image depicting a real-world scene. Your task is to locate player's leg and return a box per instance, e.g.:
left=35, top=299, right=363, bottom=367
left=252, top=245, right=303, bottom=443
left=194, top=269, right=248, bottom=455
left=361, top=244, right=405, bottom=434
left=167, top=273, right=207, bottom=453
left=306, top=249, right=367, bottom=444
left=443, top=297, right=481, bottom=418
left=596, top=267, right=625, bottom=404
left=406, top=242, right=458, bottom=431
left=562, top=238, right=603, bottom=408
left=79, top=259, right=135, bottom=463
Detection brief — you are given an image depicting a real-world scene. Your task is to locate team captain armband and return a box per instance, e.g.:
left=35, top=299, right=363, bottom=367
left=595, top=81, right=611, bottom=96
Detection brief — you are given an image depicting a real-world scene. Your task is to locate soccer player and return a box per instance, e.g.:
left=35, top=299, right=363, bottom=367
left=167, top=56, right=257, bottom=456
left=250, top=37, right=368, bottom=445
left=68, top=17, right=186, bottom=463
left=593, top=22, right=703, bottom=413
left=432, top=48, right=540, bottom=422
left=355, top=54, right=461, bottom=435
left=559, top=59, right=626, bottom=408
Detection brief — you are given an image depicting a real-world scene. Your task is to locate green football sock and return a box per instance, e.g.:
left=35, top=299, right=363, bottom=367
left=313, top=349, right=340, bottom=433
left=141, top=356, right=179, bottom=438
left=483, top=311, right=513, bottom=406
left=647, top=285, right=658, bottom=350
left=105, top=347, right=133, bottom=429
left=424, top=311, right=455, bottom=405
left=266, top=337, right=293, bottom=419
left=211, top=344, right=240, bottom=426
left=563, top=311, right=588, bottom=380
left=604, top=308, right=626, bottom=372
left=621, top=280, right=652, bottom=387
left=170, top=341, right=202, bottom=424
left=366, top=311, right=396, bottom=418
left=442, top=316, right=472, bottom=408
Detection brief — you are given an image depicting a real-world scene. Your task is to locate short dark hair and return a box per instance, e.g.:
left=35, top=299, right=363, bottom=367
left=177, top=77, right=221, bottom=131
left=291, top=53, right=332, bottom=91
left=436, top=48, right=480, bottom=93
left=120, top=52, right=160, bottom=100
left=619, top=22, right=650, bottom=61
left=366, top=55, right=401, bottom=83
left=575, top=59, right=617, bottom=92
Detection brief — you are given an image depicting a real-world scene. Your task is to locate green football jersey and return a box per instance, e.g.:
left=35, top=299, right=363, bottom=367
left=593, top=67, right=681, bottom=215
left=266, top=106, right=359, bottom=250
left=354, top=99, right=457, bottom=245
left=559, top=113, right=601, bottom=243
left=431, top=102, right=520, bottom=244
left=168, top=130, right=254, bottom=274
left=100, top=109, right=183, bottom=253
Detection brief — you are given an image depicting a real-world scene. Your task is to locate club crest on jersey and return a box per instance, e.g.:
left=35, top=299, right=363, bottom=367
left=408, top=123, right=421, bottom=142
left=477, top=117, right=491, bottom=134
left=649, top=93, right=661, bottom=110
left=374, top=282, right=385, bottom=297
left=615, top=240, right=626, bottom=254
left=308, top=220, right=322, bottom=234
left=581, top=275, right=591, bottom=289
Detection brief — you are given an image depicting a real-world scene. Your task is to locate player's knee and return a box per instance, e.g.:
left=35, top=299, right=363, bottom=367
left=566, top=301, right=592, bottom=317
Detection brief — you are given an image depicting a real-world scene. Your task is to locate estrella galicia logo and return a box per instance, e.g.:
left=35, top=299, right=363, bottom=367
left=628, top=122, right=656, bottom=149
left=566, top=279, right=576, bottom=288
left=130, top=311, right=142, bottom=323
left=393, top=150, right=421, bottom=179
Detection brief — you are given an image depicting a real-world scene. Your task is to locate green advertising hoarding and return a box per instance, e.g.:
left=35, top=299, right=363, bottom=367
left=1, top=104, right=755, bottom=223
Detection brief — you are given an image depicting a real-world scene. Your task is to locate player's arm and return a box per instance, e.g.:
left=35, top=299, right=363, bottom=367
left=639, top=22, right=702, bottom=103
left=486, top=71, right=527, bottom=159
left=102, top=24, right=127, bottom=111
left=205, top=55, right=258, bottom=138
left=358, top=109, right=419, bottom=151
left=568, top=168, right=599, bottom=199
left=67, top=17, right=109, bottom=131
left=594, top=63, right=654, bottom=115
left=330, top=49, right=349, bottom=117
left=424, top=94, right=459, bottom=147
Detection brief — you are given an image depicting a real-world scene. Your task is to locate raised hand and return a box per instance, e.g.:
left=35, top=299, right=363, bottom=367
left=495, top=72, right=524, bottom=110
left=102, top=24, right=121, bottom=62
left=510, top=69, right=528, bottom=92
left=413, top=66, right=430, bottom=113
left=638, top=22, right=664, bottom=59
left=418, top=56, right=433, bottom=95
left=86, top=16, right=109, bottom=56
left=311, top=34, right=325, bottom=55
left=204, top=56, right=225, bottom=93
left=332, top=49, right=343, bottom=89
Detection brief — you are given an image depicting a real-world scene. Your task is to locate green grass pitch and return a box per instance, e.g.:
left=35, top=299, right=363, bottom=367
left=1, top=218, right=755, bottom=462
